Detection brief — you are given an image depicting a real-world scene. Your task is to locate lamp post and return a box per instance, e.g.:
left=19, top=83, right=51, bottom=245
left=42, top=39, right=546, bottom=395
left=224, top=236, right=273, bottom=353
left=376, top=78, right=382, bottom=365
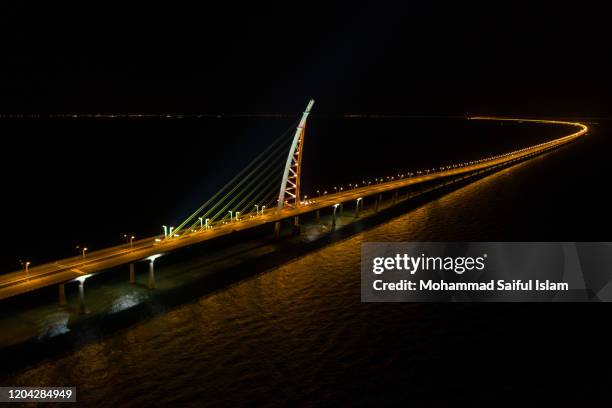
left=228, top=211, right=233, bottom=221
left=77, top=245, right=88, bottom=259
left=255, top=205, right=259, bottom=215
left=199, top=217, right=203, bottom=229
left=205, top=218, right=210, bottom=229
left=162, top=225, right=168, bottom=238
left=123, top=234, right=135, bottom=248
left=20, top=260, right=31, bottom=277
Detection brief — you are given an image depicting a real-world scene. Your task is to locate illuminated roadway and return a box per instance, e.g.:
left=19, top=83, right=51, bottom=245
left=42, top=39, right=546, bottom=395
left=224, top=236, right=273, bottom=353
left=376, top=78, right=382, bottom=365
left=0, top=117, right=588, bottom=300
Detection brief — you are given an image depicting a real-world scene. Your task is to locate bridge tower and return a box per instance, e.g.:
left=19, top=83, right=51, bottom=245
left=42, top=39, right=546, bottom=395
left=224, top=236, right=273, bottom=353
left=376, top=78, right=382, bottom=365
left=277, top=99, right=315, bottom=209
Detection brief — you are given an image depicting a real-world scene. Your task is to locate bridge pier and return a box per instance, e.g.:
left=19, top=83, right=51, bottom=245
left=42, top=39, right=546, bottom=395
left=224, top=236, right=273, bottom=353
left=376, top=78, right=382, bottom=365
left=129, top=263, right=135, bottom=284
left=315, top=210, right=320, bottom=223
left=375, top=194, right=382, bottom=212
left=355, top=198, right=363, bottom=218
left=77, top=280, right=87, bottom=314
left=331, top=204, right=339, bottom=229
left=148, top=259, right=156, bottom=289
left=274, top=221, right=281, bottom=238
left=393, top=191, right=398, bottom=204
left=404, top=187, right=411, bottom=200
left=58, top=283, right=66, bottom=306
left=293, top=216, right=301, bottom=234
left=339, top=203, right=343, bottom=217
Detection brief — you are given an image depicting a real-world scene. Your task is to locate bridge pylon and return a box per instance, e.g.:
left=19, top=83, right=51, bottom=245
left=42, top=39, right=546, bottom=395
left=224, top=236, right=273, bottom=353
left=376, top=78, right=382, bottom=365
left=277, top=99, right=315, bottom=209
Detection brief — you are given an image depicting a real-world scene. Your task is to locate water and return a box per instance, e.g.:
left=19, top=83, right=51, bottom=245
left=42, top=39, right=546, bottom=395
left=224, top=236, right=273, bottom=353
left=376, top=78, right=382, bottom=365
left=1, top=119, right=611, bottom=405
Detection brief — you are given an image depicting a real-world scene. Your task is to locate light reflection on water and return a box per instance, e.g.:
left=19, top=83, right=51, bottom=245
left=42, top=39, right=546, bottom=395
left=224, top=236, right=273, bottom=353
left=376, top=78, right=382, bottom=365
left=110, top=294, right=143, bottom=314
left=2, top=142, right=605, bottom=406
left=36, top=312, right=70, bottom=340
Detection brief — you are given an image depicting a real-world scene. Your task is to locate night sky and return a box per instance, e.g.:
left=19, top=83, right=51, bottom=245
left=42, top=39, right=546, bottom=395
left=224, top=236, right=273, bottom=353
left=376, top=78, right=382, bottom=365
left=2, top=5, right=612, bottom=403
left=1, top=2, right=610, bottom=269
left=1, top=2, right=610, bottom=116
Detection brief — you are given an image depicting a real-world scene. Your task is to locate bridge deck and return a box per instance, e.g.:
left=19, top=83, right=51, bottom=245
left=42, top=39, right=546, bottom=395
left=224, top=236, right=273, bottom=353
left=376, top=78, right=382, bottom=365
left=0, top=118, right=587, bottom=300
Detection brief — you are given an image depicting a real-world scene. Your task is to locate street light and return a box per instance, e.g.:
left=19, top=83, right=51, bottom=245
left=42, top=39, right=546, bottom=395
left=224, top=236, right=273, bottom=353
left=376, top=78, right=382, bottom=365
left=162, top=225, right=168, bottom=238
left=228, top=211, right=233, bottom=221
left=20, top=260, right=30, bottom=276
left=76, top=245, right=88, bottom=259
left=123, top=234, right=135, bottom=248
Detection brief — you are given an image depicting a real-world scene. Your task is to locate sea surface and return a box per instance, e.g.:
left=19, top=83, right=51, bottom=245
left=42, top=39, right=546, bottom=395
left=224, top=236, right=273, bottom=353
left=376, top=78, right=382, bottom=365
left=2, top=118, right=611, bottom=405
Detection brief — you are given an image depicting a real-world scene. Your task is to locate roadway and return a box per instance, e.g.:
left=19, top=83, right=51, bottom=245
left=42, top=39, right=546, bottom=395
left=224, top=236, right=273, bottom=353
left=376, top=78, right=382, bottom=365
left=0, top=117, right=588, bottom=300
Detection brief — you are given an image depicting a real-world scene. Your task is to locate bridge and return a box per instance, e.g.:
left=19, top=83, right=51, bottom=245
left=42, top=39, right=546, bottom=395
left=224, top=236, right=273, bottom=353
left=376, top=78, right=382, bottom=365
left=0, top=101, right=588, bottom=311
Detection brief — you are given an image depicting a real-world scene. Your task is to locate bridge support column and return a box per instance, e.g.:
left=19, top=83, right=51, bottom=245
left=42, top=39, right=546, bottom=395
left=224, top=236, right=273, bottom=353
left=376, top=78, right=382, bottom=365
left=148, top=260, right=156, bottom=289
left=315, top=210, right=320, bottom=223
left=77, top=280, right=87, bottom=314
left=293, top=216, right=300, bottom=234
left=355, top=198, right=363, bottom=218
left=331, top=205, right=339, bottom=229
left=129, top=263, right=135, bottom=284
left=58, top=283, right=66, bottom=306
left=339, top=203, right=343, bottom=217
left=393, top=191, right=398, bottom=205
left=274, top=221, right=281, bottom=238
left=375, top=194, right=381, bottom=212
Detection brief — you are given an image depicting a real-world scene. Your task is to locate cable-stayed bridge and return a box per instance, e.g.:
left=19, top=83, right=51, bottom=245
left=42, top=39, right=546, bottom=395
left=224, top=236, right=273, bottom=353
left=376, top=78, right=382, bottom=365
left=0, top=100, right=588, bottom=309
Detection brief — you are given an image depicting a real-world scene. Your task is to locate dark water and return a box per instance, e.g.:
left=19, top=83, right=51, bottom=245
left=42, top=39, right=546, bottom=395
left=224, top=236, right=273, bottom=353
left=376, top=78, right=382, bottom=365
left=2, top=119, right=612, bottom=405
